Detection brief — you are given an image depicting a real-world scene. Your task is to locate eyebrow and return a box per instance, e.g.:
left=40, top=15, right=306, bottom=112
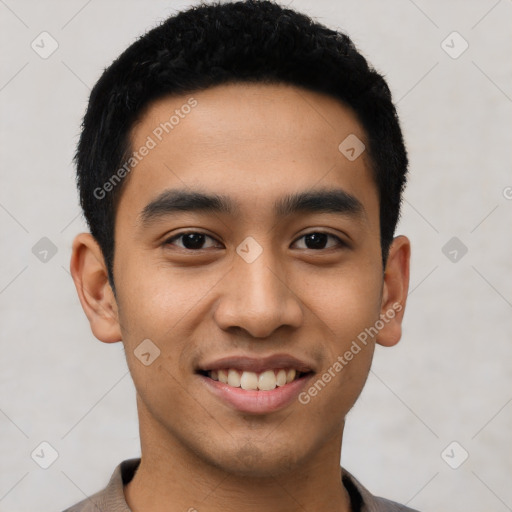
left=138, top=187, right=365, bottom=226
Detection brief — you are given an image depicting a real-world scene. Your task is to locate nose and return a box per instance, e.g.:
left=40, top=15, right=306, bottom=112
left=213, top=244, right=304, bottom=338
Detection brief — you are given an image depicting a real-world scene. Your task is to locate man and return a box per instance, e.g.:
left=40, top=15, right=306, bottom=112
left=65, top=0, right=415, bottom=510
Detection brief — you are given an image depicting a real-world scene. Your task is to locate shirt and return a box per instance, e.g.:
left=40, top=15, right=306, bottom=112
left=62, top=458, right=420, bottom=512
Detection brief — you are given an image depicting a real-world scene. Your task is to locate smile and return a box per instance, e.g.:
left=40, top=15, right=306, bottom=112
left=200, top=368, right=310, bottom=391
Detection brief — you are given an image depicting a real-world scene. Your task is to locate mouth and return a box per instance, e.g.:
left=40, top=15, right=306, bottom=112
left=196, top=368, right=314, bottom=392
left=195, top=353, right=316, bottom=413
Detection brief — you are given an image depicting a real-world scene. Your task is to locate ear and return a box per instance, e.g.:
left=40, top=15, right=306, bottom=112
left=70, top=232, right=122, bottom=343
left=375, top=235, right=411, bottom=347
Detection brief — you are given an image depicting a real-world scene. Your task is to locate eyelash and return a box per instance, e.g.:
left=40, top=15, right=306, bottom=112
left=163, top=231, right=347, bottom=251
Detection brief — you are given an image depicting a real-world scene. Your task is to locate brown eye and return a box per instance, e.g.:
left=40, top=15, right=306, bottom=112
left=293, top=232, right=346, bottom=250
left=164, top=232, right=221, bottom=250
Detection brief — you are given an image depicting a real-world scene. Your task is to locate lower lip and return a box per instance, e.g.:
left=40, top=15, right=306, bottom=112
left=198, top=373, right=314, bottom=414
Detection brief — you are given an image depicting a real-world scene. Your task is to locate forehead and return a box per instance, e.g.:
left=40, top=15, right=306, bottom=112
left=119, top=82, right=378, bottom=226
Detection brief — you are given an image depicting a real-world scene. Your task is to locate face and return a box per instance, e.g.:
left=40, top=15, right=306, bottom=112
left=73, top=82, right=410, bottom=478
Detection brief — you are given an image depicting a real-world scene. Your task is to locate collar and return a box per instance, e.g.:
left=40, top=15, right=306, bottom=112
left=65, top=458, right=418, bottom=512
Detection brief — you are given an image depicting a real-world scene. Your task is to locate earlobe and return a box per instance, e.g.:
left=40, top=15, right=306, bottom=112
left=69, top=233, right=122, bottom=343
left=376, top=235, right=411, bottom=348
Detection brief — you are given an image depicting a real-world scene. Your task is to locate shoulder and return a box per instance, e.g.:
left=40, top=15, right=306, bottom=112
left=342, top=467, right=421, bottom=512
left=61, top=487, right=111, bottom=512
left=372, top=495, right=421, bottom=511
left=61, top=458, right=140, bottom=512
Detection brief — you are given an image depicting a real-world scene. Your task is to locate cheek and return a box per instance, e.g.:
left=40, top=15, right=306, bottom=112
left=297, top=261, right=381, bottom=395
left=299, top=261, right=382, bottom=335
left=298, top=274, right=379, bottom=417
left=114, top=263, right=222, bottom=396
left=115, top=260, right=208, bottom=342
left=114, top=272, right=203, bottom=426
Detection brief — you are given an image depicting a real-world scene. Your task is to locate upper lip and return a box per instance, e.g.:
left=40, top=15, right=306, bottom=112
left=197, top=353, right=315, bottom=374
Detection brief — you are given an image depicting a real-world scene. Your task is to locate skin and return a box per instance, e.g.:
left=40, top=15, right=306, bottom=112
left=70, top=82, right=410, bottom=512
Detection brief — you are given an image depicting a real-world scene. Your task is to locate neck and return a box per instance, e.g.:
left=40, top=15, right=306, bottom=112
left=125, top=395, right=352, bottom=512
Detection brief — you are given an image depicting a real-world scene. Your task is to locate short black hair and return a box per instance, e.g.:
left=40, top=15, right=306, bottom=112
left=75, top=0, right=408, bottom=290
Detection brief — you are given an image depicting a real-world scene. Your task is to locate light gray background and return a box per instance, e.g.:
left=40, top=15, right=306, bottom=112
left=1, top=1, right=511, bottom=511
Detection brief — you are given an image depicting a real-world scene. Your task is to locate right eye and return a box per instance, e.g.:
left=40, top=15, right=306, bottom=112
left=163, top=231, right=223, bottom=251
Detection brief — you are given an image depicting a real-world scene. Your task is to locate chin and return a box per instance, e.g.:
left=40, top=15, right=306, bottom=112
left=206, top=442, right=302, bottom=479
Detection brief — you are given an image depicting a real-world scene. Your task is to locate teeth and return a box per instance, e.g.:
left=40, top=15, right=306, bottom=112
left=258, top=370, right=276, bottom=391
left=206, top=368, right=303, bottom=391
left=218, top=369, right=228, bottom=384
left=276, top=369, right=287, bottom=386
left=240, top=371, right=258, bottom=390
left=228, top=369, right=241, bottom=387
left=286, top=369, right=296, bottom=383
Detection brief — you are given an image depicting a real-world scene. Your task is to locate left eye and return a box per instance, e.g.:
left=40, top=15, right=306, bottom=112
left=293, top=232, right=345, bottom=250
